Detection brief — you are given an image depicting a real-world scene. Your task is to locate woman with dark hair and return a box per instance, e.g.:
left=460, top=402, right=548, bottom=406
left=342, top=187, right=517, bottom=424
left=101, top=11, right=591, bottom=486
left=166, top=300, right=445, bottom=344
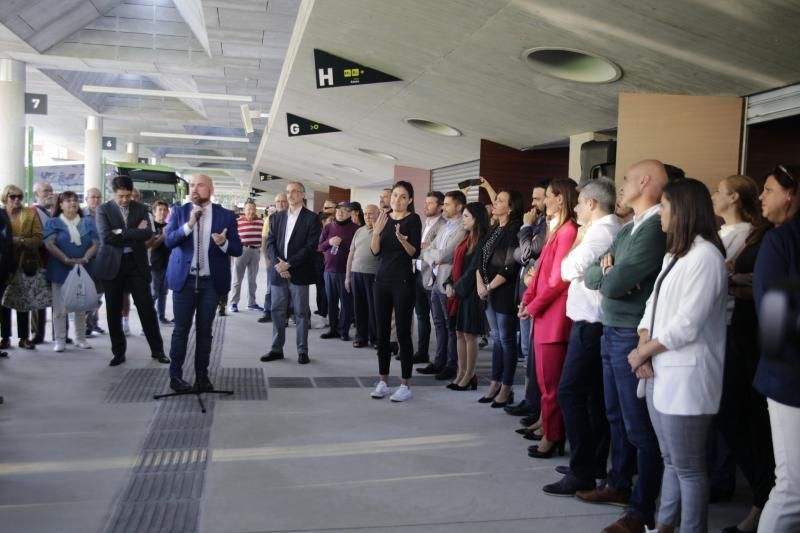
left=476, top=188, right=523, bottom=407
left=43, top=191, right=99, bottom=352
left=443, top=202, right=490, bottom=390
left=350, top=201, right=365, bottom=226
left=713, top=175, right=776, bottom=533
left=369, top=181, right=422, bottom=402
left=627, top=178, right=728, bottom=533
left=519, top=178, right=578, bottom=458
left=753, top=164, right=800, bottom=533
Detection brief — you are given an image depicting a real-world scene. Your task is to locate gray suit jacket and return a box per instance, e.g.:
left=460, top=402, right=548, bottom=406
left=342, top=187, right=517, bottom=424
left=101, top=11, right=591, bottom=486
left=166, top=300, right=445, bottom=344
left=421, top=219, right=466, bottom=292
left=417, top=216, right=445, bottom=288
left=94, top=200, right=154, bottom=281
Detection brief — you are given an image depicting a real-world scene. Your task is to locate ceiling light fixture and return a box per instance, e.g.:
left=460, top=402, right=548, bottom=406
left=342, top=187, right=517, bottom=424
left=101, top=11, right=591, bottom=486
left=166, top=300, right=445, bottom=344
left=404, top=118, right=462, bottom=137
left=332, top=163, right=362, bottom=173
left=240, top=104, right=255, bottom=134
left=82, top=85, right=253, bottom=102
left=164, top=154, right=247, bottom=161
left=522, top=47, right=622, bottom=84
left=178, top=166, right=251, bottom=173
left=140, top=132, right=250, bottom=143
left=357, top=148, right=397, bottom=160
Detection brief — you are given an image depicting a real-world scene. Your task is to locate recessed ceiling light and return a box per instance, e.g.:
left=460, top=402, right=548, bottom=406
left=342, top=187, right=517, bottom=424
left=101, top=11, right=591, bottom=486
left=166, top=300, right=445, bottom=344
left=332, top=163, right=362, bottom=173
left=522, top=47, right=622, bottom=84
left=140, top=132, right=250, bottom=143
left=404, top=118, right=462, bottom=137
left=357, top=148, right=397, bottom=160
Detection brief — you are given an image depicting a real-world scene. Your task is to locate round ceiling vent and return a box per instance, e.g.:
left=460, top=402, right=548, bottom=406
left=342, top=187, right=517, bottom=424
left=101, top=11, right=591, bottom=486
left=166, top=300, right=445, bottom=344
left=522, top=47, right=622, bottom=84
left=358, top=148, right=397, bottom=160
left=404, top=118, right=462, bottom=137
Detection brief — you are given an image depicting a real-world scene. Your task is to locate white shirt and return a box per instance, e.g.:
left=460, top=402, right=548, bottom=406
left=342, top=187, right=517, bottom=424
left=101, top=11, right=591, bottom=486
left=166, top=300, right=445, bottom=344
left=181, top=204, right=228, bottom=277
left=416, top=215, right=442, bottom=272
left=561, top=214, right=622, bottom=323
left=631, top=203, right=661, bottom=235
left=638, top=237, right=727, bottom=415
left=284, top=205, right=302, bottom=260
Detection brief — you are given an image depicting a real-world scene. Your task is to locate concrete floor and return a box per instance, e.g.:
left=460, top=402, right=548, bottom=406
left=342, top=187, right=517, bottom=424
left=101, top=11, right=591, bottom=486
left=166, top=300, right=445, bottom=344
left=0, top=284, right=750, bottom=533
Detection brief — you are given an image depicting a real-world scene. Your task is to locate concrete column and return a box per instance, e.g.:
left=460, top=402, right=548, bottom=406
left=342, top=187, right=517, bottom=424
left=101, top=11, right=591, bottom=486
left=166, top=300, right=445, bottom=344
left=0, top=59, right=26, bottom=193
left=84, top=116, right=103, bottom=196
left=568, top=131, right=616, bottom=182
left=125, top=142, right=138, bottom=163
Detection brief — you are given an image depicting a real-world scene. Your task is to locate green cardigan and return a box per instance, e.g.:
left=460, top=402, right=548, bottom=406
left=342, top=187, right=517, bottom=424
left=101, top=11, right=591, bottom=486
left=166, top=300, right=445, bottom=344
left=584, top=214, right=666, bottom=328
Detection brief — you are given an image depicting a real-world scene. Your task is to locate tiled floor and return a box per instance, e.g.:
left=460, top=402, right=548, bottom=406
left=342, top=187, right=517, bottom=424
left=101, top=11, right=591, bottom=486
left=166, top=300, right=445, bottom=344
left=0, top=285, right=750, bottom=532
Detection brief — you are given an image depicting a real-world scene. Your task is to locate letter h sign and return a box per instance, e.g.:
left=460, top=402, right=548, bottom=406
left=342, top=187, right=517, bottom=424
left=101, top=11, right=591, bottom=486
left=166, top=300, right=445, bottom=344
left=317, top=68, right=334, bottom=87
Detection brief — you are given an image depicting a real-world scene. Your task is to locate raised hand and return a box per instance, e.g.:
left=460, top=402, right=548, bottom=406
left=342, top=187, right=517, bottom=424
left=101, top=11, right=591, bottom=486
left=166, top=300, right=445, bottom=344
left=373, top=211, right=388, bottom=234
left=211, top=227, right=228, bottom=246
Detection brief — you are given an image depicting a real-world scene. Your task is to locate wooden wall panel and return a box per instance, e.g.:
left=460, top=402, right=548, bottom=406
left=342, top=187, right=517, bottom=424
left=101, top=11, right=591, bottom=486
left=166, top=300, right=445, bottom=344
left=616, top=93, right=744, bottom=189
left=328, top=186, right=351, bottom=204
left=479, top=139, right=569, bottom=210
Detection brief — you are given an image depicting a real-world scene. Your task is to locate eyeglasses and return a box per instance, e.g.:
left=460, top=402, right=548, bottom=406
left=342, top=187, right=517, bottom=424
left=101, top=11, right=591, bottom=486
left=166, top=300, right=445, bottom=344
left=8, top=194, right=22, bottom=200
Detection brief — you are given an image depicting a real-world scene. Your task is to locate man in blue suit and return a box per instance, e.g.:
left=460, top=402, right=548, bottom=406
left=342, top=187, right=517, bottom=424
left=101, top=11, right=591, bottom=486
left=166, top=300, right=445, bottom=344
left=164, top=174, right=242, bottom=392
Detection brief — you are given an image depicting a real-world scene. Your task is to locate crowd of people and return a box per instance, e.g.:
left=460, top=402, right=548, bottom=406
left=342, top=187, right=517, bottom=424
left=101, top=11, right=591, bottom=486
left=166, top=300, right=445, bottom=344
left=0, top=158, right=797, bottom=533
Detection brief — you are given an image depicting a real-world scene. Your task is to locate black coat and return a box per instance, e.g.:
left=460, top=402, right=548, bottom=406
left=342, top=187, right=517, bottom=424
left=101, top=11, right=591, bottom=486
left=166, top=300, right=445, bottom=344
left=0, top=208, right=14, bottom=285
left=94, top=200, right=154, bottom=281
left=266, top=207, right=321, bottom=286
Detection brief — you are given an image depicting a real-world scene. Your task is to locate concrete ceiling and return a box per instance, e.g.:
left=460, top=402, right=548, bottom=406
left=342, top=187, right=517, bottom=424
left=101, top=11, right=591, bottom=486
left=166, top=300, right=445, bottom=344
left=2, top=0, right=800, bottom=199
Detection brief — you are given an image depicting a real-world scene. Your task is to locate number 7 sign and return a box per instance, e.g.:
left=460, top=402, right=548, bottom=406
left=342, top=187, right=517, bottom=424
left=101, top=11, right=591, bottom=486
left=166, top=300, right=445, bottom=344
left=25, top=93, right=48, bottom=115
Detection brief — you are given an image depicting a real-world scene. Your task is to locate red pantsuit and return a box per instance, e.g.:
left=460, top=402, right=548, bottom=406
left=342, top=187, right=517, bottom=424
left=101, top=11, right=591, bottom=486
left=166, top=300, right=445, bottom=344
left=521, top=221, right=577, bottom=442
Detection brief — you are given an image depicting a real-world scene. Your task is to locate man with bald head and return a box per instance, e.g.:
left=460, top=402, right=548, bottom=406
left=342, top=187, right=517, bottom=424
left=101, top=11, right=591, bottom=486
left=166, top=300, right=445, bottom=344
left=164, top=174, right=242, bottom=392
left=580, top=160, right=669, bottom=533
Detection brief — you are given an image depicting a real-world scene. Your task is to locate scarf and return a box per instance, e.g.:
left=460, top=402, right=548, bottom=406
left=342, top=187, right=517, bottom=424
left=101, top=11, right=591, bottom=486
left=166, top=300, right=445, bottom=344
left=447, top=236, right=470, bottom=317
left=59, top=213, right=81, bottom=246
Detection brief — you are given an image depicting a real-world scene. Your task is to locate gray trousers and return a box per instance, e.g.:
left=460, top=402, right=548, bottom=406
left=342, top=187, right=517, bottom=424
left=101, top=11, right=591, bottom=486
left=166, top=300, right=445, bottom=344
left=270, top=283, right=309, bottom=355
left=646, top=381, right=712, bottom=532
left=231, top=246, right=260, bottom=305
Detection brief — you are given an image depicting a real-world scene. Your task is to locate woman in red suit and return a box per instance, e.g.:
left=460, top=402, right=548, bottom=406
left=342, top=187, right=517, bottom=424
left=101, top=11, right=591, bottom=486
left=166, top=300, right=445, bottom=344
left=519, top=178, right=578, bottom=458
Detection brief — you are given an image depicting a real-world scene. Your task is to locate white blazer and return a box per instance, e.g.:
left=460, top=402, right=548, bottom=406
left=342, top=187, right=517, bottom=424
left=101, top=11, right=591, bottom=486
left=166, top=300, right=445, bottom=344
left=638, top=237, right=728, bottom=416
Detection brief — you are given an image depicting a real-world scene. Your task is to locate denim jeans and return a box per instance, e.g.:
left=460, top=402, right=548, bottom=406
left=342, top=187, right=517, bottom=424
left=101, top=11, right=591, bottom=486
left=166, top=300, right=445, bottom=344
left=430, top=287, right=456, bottom=369
left=324, top=271, right=352, bottom=337
left=414, top=271, right=431, bottom=356
left=558, top=321, right=609, bottom=482
left=485, top=302, right=518, bottom=386
left=151, top=267, right=168, bottom=320
left=602, top=326, right=663, bottom=526
left=169, top=276, right=219, bottom=381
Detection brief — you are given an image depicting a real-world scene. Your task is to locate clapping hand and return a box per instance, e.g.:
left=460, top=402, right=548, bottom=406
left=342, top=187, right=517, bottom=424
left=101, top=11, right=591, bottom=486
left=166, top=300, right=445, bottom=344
left=211, top=227, right=227, bottom=246
left=395, top=224, right=409, bottom=243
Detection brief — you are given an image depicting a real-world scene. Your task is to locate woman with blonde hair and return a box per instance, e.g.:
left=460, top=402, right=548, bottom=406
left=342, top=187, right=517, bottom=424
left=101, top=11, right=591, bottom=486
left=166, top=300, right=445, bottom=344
left=0, top=185, right=42, bottom=349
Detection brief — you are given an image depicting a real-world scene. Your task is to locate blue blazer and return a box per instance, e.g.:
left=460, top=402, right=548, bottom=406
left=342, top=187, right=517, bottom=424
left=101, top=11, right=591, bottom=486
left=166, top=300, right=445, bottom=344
left=164, top=203, right=243, bottom=295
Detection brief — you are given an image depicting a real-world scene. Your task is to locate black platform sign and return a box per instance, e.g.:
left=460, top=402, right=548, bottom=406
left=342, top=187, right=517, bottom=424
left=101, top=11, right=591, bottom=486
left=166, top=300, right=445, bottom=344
left=259, top=172, right=283, bottom=182
left=24, top=93, right=48, bottom=115
left=286, top=113, right=340, bottom=137
left=314, top=49, right=401, bottom=89
left=102, top=137, right=117, bottom=151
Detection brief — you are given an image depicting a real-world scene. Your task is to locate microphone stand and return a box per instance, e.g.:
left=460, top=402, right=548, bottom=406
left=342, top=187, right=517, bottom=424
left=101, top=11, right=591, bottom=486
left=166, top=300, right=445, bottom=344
left=154, top=206, right=233, bottom=413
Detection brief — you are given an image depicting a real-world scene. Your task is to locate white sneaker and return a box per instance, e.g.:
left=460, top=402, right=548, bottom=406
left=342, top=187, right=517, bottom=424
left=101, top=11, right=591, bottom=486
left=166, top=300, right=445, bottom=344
left=53, top=341, right=65, bottom=353
left=370, top=381, right=391, bottom=399
left=75, top=340, right=91, bottom=349
left=390, top=384, right=412, bottom=402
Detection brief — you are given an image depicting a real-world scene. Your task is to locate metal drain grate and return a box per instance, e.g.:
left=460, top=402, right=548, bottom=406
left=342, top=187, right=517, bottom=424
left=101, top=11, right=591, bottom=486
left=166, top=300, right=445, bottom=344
left=357, top=376, right=402, bottom=387
left=313, top=376, right=360, bottom=388
left=106, top=368, right=267, bottom=403
left=121, top=471, right=205, bottom=502
left=108, top=500, right=199, bottom=533
left=267, top=376, right=314, bottom=388
left=213, top=368, right=268, bottom=400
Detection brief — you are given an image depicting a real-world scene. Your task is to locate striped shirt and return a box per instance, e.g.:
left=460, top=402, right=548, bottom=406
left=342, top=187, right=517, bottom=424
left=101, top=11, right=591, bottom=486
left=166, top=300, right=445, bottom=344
left=237, top=216, right=263, bottom=247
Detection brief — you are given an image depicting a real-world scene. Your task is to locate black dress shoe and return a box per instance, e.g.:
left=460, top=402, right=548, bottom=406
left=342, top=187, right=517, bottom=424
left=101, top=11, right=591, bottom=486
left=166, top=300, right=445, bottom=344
left=491, top=391, right=514, bottom=408
left=193, top=377, right=214, bottom=392
left=504, top=400, right=536, bottom=416
left=260, top=350, right=284, bottom=362
left=542, top=475, right=595, bottom=496
left=528, top=441, right=566, bottom=458
left=297, top=353, right=310, bottom=365
left=416, top=364, right=441, bottom=375
left=0, top=338, right=10, bottom=349
left=523, top=431, right=543, bottom=441
left=0, top=351, right=7, bottom=358
left=257, top=314, right=272, bottom=323
left=353, top=340, right=367, bottom=348
left=435, top=367, right=457, bottom=380
left=555, top=465, right=570, bottom=476
left=109, top=355, right=126, bottom=366
left=152, top=353, right=170, bottom=364
left=320, top=331, right=340, bottom=339
left=721, top=525, right=754, bottom=533
left=170, top=378, right=192, bottom=393
left=340, top=335, right=351, bottom=342
left=411, top=353, right=430, bottom=364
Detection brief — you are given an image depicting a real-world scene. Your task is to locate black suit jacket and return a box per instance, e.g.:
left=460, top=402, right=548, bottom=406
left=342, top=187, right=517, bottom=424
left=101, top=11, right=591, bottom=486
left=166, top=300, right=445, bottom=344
left=266, top=207, right=321, bottom=286
left=94, top=200, right=153, bottom=281
left=0, top=208, right=14, bottom=285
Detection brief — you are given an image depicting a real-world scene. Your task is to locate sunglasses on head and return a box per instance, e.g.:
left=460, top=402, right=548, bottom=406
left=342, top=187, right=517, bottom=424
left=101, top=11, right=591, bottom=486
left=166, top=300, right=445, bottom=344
left=777, top=164, right=797, bottom=184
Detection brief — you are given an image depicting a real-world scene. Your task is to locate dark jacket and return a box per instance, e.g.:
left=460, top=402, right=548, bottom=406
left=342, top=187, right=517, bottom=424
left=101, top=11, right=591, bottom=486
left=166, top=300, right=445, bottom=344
left=477, top=219, right=522, bottom=315
left=753, top=216, right=800, bottom=408
left=266, top=206, right=321, bottom=286
left=0, top=208, right=14, bottom=284
left=94, top=200, right=154, bottom=281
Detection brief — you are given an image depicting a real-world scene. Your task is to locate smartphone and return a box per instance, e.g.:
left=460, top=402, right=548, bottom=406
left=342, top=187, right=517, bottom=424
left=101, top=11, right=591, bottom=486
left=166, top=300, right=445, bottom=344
left=457, top=178, right=481, bottom=189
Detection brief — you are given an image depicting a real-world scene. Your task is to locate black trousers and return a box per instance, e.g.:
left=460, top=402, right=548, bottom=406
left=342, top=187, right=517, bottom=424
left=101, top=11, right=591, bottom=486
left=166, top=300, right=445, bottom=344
left=375, top=277, right=414, bottom=379
left=1, top=306, right=29, bottom=340
left=352, top=272, right=376, bottom=344
left=105, top=255, right=164, bottom=358
left=414, top=270, right=431, bottom=356
left=558, top=321, right=610, bottom=482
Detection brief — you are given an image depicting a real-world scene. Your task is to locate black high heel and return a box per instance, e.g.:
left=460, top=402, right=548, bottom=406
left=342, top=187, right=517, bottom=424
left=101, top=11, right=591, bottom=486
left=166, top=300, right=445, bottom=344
left=490, top=391, right=514, bottom=408
left=450, top=375, right=478, bottom=391
left=478, top=389, right=499, bottom=403
left=527, top=440, right=565, bottom=459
